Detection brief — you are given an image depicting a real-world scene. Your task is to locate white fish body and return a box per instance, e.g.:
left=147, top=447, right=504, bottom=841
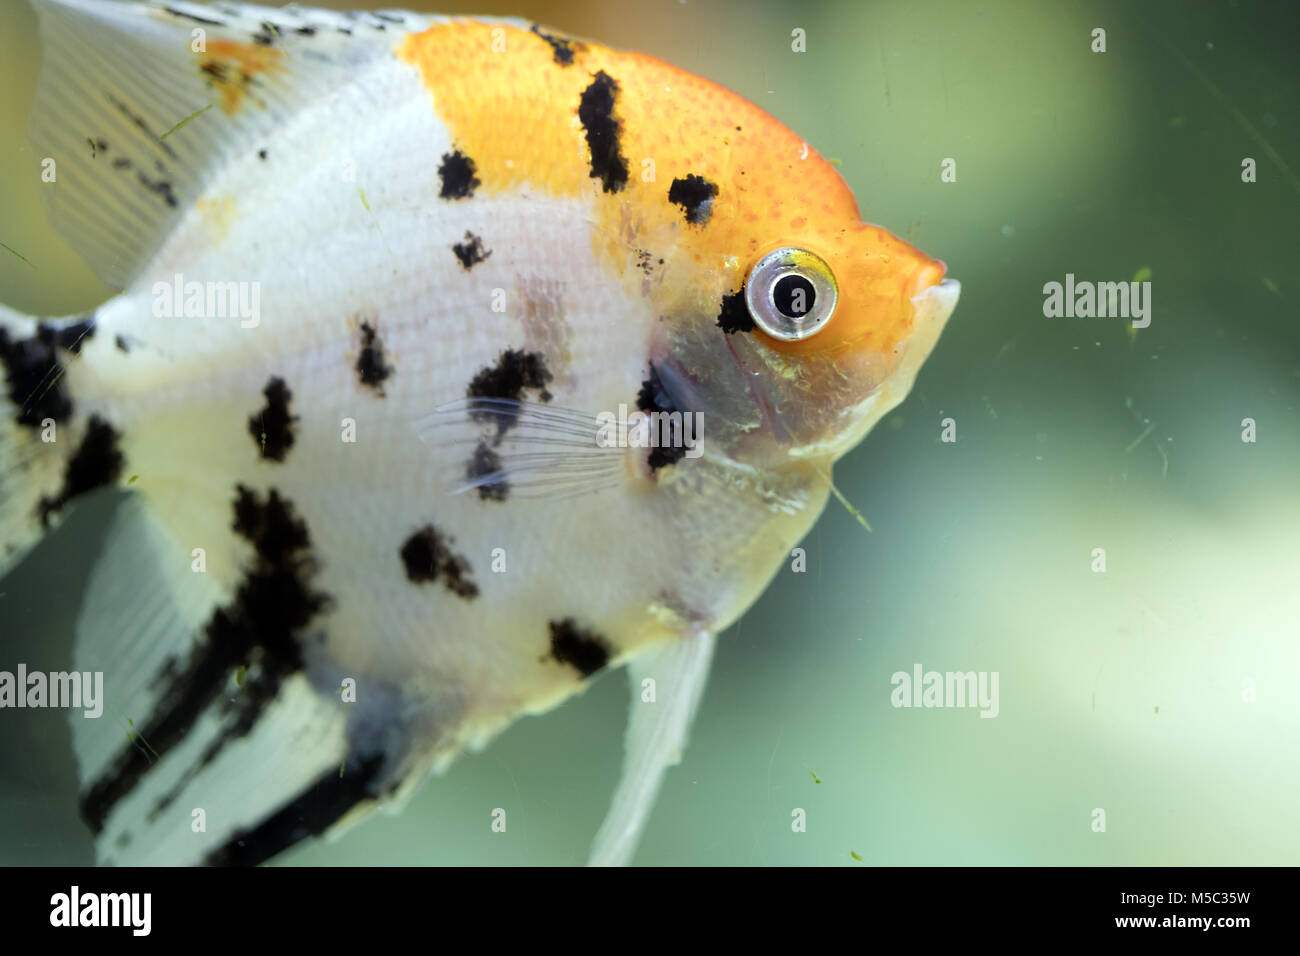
left=0, top=0, right=959, bottom=864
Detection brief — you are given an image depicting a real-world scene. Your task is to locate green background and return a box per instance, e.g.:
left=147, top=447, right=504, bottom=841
left=1, top=0, right=1297, bottom=865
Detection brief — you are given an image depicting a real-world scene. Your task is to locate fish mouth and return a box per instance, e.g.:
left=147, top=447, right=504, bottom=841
left=907, top=275, right=961, bottom=370
left=907, top=253, right=957, bottom=318
left=894, top=272, right=960, bottom=404
left=792, top=273, right=962, bottom=461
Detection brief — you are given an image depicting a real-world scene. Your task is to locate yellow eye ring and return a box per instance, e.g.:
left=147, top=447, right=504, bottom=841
left=744, top=247, right=838, bottom=341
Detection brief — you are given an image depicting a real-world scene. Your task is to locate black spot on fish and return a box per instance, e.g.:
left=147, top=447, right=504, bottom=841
left=355, top=322, right=392, bottom=394
left=438, top=150, right=480, bottom=200
left=56, top=319, right=95, bottom=354
left=578, top=71, right=629, bottom=194
left=165, top=6, right=226, bottom=26
left=0, top=327, right=69, bottom=426
left=115, top=335, right=130, bottom=354
left=103, top=138, right=177, bottom=208
left=296, top=25, right=317, bottom=36
left=467, top=440, right=509, bottom=501
left=547, top=618, right=610, bottom=677
left=227, top=488, right=331, bottom=633
left=466, top=349, right=553, bottom=440
left=636, top=362, right=676, bottom=417
left=716, top=288, right=754, bottom=334
left=248, top=377, right=297, bottom=462
left=81, top=485, right=333, bottom=836
left=531, top=23, right=581, bottom=65
left=372, top=11, right=403, bottom=24
left=200, top=58, right=270, bottom=114
left=106, top=92, right=177, bottom=160
left=634, top=250, right=664, bottom=275
left=136, top=171, right=179, bottom=209
left=204, top=752, right=384, bottom=866
left=36, top=415, right=124, bottom=527
left=0, top=321, right=94, bottom=428
left=452, top=231, right=492, bottom=271
left=258, top=148, right=268, bottom=160
left=636, top=362, right=687, bottom=471
left=668, top=174, right=719, bottom=226
left=399, top=525, right=479, bottom=598
left=253, top=22, right=279, bottom=46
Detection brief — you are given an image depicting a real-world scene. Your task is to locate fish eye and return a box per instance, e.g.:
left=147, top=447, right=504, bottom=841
left=745, top=247, right=838, bottom=341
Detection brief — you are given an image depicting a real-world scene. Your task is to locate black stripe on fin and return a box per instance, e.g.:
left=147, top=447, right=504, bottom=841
left=80, top=485, right=331, bottom=835
left=204, top=753, right=385, bottom=866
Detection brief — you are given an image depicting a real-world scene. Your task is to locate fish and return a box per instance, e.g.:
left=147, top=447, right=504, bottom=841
left=0, top=0, right=960, bottom=865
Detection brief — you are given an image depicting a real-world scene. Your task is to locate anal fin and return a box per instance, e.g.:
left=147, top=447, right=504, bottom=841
left=72, top=489, right=366, bottom=865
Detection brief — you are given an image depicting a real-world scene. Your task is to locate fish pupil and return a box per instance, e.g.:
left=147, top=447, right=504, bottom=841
left=772, top=274, right=816, bottom=318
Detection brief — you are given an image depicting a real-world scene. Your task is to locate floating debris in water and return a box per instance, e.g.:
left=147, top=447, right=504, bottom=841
left=159, top=103, right=214, bottom=141
left=0, top=241, right=34, bottom=269
left=819, top=466, right=872, bottom=533
left=125, top=717, right=160, bottom=761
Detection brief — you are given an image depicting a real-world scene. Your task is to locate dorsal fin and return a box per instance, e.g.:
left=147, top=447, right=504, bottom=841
left=28, top=0, right=435, bottom=289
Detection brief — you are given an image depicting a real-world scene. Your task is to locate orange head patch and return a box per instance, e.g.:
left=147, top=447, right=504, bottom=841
left=398, top=21, right=957, bottom=465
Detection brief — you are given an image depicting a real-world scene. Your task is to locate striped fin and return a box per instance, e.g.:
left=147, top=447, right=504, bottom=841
left=69, top=492, right=393, bottom=865
left=28, top=0, right=436, bottom=289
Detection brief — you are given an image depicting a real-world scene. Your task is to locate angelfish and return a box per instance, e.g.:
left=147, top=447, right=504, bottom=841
left=0, top=0, right=960, bottom=865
